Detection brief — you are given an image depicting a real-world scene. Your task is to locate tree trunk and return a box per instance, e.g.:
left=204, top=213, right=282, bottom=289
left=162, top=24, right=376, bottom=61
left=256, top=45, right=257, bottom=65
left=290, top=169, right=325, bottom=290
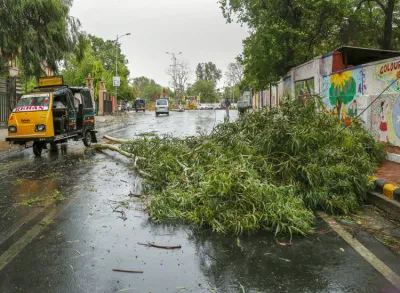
left=382, top=0, right=395, bottom=50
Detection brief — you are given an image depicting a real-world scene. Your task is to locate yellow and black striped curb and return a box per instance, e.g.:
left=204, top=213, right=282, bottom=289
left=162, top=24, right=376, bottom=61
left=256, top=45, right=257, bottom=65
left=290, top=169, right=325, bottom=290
left=369, top=176, right=400, bottom=202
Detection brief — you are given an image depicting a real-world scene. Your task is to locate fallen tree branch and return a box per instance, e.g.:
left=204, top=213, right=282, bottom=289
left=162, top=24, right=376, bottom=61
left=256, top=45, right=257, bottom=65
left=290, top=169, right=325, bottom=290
left=103, top=135, right=130, bottom=143
left=112, top=269, right=143, bottom=273
left=138, top=241, right=181, bottom=249
left=94, top=144, right=134, bottom=158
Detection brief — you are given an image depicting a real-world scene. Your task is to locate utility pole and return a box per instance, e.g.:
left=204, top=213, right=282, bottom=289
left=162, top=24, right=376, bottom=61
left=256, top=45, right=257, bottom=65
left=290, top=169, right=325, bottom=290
left=166, top=52, right=182, bottom=106
left=114, top=33, right=131, bottom=106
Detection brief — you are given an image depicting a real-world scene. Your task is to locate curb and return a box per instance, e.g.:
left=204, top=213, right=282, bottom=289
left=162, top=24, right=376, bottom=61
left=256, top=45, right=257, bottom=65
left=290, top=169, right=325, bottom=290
left=366, top=191, right=400, bottom=222
left=368, top=176, right=400, bottom=203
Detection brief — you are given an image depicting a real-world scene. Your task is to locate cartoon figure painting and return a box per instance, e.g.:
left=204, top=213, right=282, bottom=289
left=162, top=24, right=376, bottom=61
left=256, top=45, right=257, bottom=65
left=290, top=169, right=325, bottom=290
left=377, top=101, right=389, bottom=142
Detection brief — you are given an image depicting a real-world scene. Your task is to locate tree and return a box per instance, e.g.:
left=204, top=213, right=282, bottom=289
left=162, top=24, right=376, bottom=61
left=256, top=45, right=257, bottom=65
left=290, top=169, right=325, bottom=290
left=225, top=59, right=244, bottom=87
left=189, top=80, right=219, bottom=103
left=356, top=0, right=397, bottom=49
left=195, top=62, right=222, bottom=83
left=167, top=61, right=191, bottom=104
left=133, top=76, right=159, bottom=98
left=62, top=34, right=134, bottom=101
left=219, top=0, right=350, bottom=89
left=88, top=35, right=132, bottom=101
left=0, top=0, right=83, bottom=76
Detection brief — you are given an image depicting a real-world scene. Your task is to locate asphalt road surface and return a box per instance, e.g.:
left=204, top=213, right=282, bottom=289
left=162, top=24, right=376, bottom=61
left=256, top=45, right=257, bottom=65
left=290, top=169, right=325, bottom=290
left=0, top=110, right=399, bottom=293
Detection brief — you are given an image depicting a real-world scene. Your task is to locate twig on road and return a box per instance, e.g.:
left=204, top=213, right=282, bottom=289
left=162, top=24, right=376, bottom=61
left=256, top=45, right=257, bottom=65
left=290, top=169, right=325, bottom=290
left=138, top=241, right=181, bottom=250
left=112, top=269, right=143, bottom=273
left=129, top=191, right=148, bottom=199
left=275, top=239, right=292, bottom=246
left=107, top=204, right=127, bottom=221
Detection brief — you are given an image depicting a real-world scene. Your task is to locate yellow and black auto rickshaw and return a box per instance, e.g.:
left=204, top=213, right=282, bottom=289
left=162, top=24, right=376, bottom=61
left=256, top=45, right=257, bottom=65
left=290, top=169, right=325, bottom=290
left=6, top=76, right=97, bottom=156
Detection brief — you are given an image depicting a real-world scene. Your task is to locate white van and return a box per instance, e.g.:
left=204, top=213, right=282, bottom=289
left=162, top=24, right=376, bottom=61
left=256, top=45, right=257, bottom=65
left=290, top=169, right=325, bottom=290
left=155, top=99, right=169, bottom=116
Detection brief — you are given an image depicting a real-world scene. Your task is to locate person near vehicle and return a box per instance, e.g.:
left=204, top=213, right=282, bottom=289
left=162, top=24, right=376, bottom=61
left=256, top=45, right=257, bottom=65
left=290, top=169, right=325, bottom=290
left=225, top=98, right=231, bottom=121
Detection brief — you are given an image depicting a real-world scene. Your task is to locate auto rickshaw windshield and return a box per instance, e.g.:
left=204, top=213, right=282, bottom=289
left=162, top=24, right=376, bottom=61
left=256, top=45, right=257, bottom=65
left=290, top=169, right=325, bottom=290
left=13, top=94, right=50, bottom=112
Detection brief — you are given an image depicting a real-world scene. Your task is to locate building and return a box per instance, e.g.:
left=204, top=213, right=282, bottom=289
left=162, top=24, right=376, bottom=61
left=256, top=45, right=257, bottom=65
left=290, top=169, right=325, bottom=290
left=256, top=46, right=400, bottom=147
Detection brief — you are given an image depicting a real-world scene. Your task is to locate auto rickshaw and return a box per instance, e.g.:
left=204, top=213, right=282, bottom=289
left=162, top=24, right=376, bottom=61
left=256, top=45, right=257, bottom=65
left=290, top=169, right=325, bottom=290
left=6, top=76, right=97, bottom=157
left=134, top=98, right=146, bottom=112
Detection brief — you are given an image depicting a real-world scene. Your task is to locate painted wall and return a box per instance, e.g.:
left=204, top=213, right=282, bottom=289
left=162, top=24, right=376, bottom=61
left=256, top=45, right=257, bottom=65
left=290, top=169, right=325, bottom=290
left=320, top=54, right=333, bottom=76
left=278, top=76, right=292, bottom=101
left=295, top=78, right=315, bottom=99
left=322, top=67, right=364, bottom=125
left=274, top=51, right=400, bottom=146
left=364, top=59, right=400, bottom=146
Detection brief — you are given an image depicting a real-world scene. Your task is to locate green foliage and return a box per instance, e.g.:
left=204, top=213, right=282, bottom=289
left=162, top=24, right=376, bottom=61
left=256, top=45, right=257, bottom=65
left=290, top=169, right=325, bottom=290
left=133, top=76, right=160, bottom=98
left=196, top=62, right=222, bottom=83
left=189, top=80, right=219, bottom=103
left=0, top=0, right=83, bottom=76
left=62, top=34, right=134, bottom=101
left=122, top=96, right=385, bottom=235
left=219, top=0, right=400, bottom=88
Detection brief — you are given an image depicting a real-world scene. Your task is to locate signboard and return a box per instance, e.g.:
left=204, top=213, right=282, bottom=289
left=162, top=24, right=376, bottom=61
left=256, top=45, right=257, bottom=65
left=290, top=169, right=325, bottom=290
left=113, top=76, right=120, bottom=87
left=243, top=91, right=251, bottom=102
left=38, top=76, right=63, bottom=87
left=376, top=60, right=400, bottom=93
left=13, top=106, right=49, bottom=112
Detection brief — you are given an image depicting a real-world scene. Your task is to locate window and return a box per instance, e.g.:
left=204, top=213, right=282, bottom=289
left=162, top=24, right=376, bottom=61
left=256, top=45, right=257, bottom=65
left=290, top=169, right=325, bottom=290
left=82, top=91, right=93, bottom=108
left=13, top=94, right=50, bottom=112
left=156, top=99, right=168, bottom=106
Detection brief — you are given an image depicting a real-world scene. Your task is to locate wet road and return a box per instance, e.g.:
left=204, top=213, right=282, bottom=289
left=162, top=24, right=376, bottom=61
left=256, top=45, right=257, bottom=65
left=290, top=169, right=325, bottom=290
left=0, top=110, right=399, bottom=293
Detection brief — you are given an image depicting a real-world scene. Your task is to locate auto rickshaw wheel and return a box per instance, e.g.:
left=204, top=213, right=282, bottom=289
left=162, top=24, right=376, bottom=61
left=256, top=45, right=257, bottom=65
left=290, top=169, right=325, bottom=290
left=33, top=142, right=43, bottom=157
left=83, top=131, right=92, bottom=147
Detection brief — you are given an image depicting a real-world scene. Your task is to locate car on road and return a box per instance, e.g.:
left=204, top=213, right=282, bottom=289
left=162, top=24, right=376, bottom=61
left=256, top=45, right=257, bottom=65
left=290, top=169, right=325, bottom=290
left=134, top=99, right=146, bottom=112
left=118, top=104, right=127, bottom=112
left=155, top=99, right=169, bottom=116
left=198, top=103, right=213, bottom=110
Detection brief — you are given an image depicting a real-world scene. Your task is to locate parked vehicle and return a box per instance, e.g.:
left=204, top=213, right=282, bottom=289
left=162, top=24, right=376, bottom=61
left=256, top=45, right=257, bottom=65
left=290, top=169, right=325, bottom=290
left=155, top=99, right=169, bottom=116
left=118, top=104, right=127, bottom=112
left=134, top=99, right=146, bottom=112
left=198, top=103, right=213, bottom=110
left=6, top=76, right=97, bottom=157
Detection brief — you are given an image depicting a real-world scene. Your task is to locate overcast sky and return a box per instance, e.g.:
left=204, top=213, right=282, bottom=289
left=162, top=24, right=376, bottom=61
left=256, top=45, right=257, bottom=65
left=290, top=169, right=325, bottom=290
left=70, top=0, right=248, bottom=88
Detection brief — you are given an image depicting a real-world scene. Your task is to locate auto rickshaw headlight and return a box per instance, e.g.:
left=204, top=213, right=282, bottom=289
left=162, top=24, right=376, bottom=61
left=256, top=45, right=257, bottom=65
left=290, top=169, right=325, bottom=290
left=35, top=124, right=46, bottom=132
left=8, top=125, right=17, bottom=133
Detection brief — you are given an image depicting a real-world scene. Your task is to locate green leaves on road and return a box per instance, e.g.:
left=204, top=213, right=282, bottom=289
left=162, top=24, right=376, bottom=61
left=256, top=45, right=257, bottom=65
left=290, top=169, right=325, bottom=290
left=121, top=96, right=385, bottom=235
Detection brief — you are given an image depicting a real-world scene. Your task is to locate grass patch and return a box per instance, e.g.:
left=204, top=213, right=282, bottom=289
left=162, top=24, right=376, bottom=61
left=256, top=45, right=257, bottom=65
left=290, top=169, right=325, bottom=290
left=89, top=186, right=96, bottom=192
left=19, top=197, right=43, bottom=207
left=39, top=219, right=55, bottom=227
left=50, top=189, right=65, bottom=201
left=119, top=199, right=139, bottom=208
left=13, top=179, right=24, bottom=185
left=375, top=235, right=400, bottom=255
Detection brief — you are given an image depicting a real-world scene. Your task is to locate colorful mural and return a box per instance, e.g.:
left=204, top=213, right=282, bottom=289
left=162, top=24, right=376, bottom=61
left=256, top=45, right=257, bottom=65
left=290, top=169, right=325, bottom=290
left=371, top=95, right=400, bottom=145
left=295, top=78, right=315, bottom=98
left=368, top=60, right=400, bottom=146
left=375, top=60, right=400, bottom=93
left=322, top=68, right=363, bottom=124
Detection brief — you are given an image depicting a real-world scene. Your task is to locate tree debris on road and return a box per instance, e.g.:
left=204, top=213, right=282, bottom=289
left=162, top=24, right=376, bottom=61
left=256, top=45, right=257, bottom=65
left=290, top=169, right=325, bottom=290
left=138, top=242, right=182, bottom=249
left=97, top=96, right=386, bottom=235
left=112, top=269, right=144, bottom=273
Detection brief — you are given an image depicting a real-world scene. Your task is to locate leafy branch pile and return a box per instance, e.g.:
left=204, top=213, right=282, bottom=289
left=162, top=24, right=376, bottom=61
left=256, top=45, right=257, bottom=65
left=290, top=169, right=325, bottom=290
left=121, top=96, right=385, bottom=235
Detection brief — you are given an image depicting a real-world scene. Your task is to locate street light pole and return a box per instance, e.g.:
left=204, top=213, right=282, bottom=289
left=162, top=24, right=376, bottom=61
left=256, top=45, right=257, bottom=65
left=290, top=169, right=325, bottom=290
left=166, top=52, right=182, bottom=106
left=114, top=33, right=131, bottom=106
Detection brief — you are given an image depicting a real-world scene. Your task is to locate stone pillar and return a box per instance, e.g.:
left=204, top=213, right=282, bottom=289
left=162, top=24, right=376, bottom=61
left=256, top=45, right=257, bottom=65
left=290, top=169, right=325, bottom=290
left=98, top=79, right=105, bottom=116
left=85, top=73, right=96, bottom=114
